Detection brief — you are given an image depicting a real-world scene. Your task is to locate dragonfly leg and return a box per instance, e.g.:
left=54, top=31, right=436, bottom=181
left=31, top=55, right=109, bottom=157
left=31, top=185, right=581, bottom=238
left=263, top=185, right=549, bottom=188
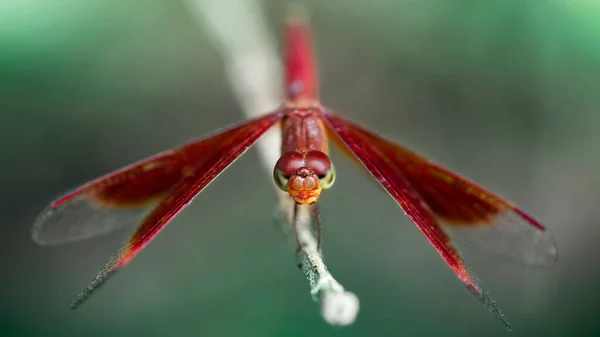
left=312, top=204, right=322, bottom=252
left=292, top=202, right=302, bottom=253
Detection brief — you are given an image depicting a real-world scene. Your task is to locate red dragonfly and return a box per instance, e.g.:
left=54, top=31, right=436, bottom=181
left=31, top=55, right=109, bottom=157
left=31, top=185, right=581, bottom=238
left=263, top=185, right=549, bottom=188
left=32, top=11, right=556, bottom=328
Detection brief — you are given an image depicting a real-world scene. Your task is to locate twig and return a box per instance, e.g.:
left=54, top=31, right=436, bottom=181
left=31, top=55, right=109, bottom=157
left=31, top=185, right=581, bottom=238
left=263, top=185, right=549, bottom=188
left=295, top=204, right=359, bottom=326
left=185, top=0, right=358, bottom=326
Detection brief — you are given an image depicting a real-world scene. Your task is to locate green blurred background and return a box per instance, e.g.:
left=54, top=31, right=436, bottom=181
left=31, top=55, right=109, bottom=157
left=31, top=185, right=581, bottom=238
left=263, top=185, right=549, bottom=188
left=2, top=0, right=600, bottom=336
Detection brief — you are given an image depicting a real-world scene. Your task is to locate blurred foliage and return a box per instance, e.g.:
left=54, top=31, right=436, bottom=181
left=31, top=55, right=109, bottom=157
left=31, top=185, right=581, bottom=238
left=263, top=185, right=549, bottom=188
left=1, top=0, right=600, bottom=336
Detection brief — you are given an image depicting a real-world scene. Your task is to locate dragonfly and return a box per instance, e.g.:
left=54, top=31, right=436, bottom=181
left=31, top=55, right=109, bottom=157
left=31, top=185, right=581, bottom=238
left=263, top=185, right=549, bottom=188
left=32, top=10, right=557, bottom=329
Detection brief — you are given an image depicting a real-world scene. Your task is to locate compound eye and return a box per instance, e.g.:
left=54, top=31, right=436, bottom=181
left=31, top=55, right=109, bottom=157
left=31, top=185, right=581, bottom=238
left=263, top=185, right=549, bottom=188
left=304, top=151, right=331, bottom=176
left=305, top=151, right=335, bottom=190
left=273, top=168, right=290, bottom=192
left=274, top=151, right=304, bottom=191
left=275, top=151, right=305, bottom=176
left=318, top=163, right=335, bottom=190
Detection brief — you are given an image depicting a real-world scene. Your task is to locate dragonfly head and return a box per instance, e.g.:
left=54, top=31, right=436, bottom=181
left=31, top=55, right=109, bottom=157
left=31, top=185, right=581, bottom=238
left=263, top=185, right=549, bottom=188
left=273, top=150, right=336, bottom=205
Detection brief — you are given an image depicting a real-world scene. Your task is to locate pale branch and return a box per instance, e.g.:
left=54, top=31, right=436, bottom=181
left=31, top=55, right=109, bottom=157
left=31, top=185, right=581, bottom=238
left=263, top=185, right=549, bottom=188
left=294, top=204, right=359, bottom=326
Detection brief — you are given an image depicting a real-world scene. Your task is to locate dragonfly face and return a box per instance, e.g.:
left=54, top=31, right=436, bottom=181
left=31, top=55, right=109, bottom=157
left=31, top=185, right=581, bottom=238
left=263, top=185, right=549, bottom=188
left=273, top=150, right=336, bottom=204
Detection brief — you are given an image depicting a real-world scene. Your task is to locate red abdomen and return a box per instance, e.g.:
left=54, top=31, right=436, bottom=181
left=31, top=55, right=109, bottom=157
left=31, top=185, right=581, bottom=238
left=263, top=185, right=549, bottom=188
left=284, top=14, right=317, bottom=103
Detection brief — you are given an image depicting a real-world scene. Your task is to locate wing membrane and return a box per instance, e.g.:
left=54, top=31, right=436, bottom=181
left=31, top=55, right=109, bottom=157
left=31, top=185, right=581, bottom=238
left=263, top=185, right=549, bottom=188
left=324, top=112, right=557, bottom=266
left=32, top=112, right=282, bottom=245
left=33, top=194, right=154, bottom=245
left=321, top=111, right=557, bottom=329
left=69, top=110, right=283, bottom=308
left=352, top=122, right=557, bottom=267
left=32, top=153, right=184, bottom=245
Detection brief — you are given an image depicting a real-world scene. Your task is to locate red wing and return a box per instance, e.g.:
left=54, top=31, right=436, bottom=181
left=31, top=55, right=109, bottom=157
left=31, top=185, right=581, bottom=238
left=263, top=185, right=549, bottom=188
left=324, top=112, right=557, bottom=267
left=321, top=111, right=558, bottom=329
left=32, top=112, right=282, bottom=245
left=32, top=154, right=183, bottom=245
left=68, top=111, right=283, bottom=309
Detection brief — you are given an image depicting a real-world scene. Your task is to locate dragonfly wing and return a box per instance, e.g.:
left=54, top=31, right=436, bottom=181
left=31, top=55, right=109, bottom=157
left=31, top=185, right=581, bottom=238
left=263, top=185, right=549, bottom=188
left=323, top=111, right=557, bottom=267
left=32, top=112, right=283, bottom=245
left=32, top=154, right=180, bottom=245
left=70, top=111, right=283, bottom=308
left=443, top=210, right=557, bottom=267
left=321, top=111, right=557, bottom=329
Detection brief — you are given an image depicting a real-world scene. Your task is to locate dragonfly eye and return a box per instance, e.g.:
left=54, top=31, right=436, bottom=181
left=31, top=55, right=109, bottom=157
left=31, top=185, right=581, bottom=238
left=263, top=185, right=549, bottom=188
left=317, top=163, right=335, bottom=190
left=275, top=151, right=305, bottom=176
left=273, top=168, right=291, bottom=192
left=304, top=151, right=335, bottom=190
left=274, top=151, right=304, bottom=191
